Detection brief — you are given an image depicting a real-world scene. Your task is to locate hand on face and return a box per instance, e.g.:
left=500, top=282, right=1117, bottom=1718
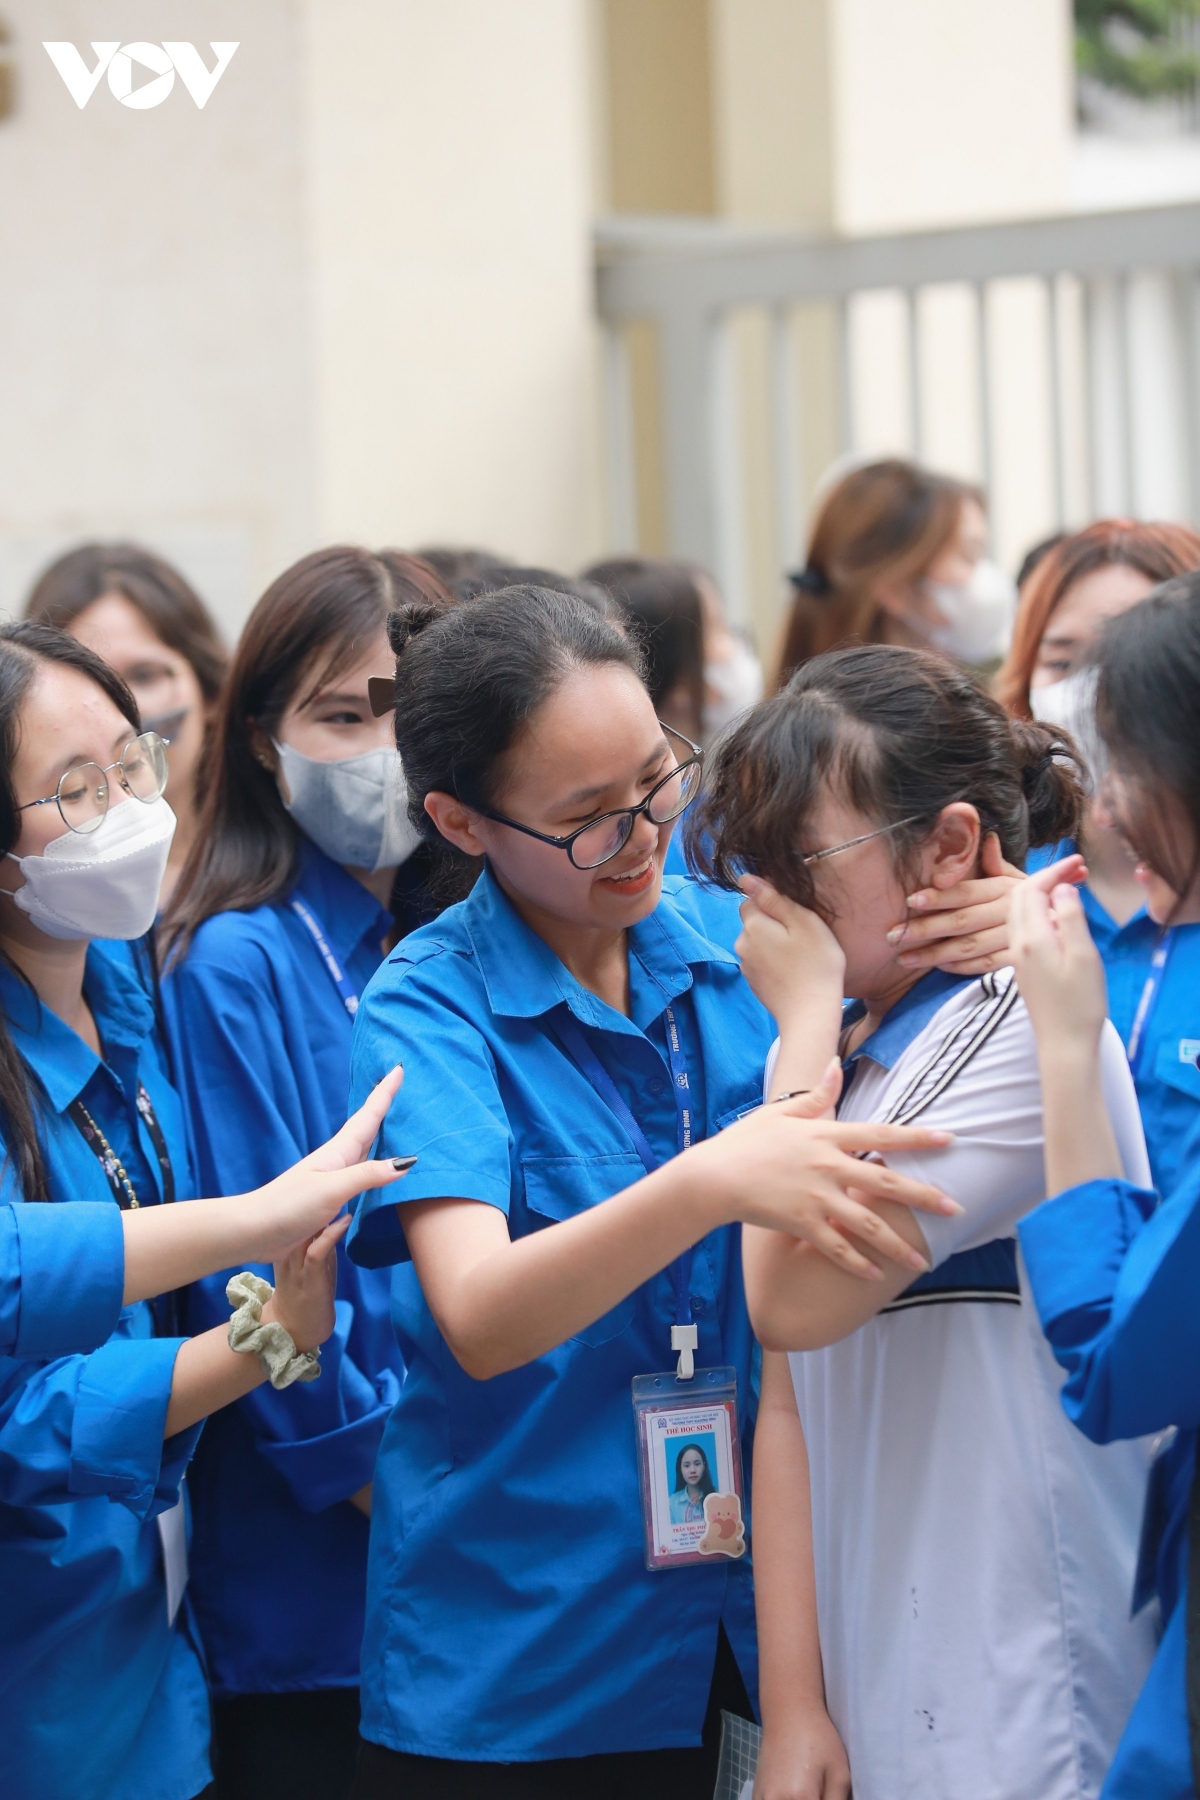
left=736, top=874, right=845, bottom=1022
left=889, top=838, right=1087, bottom=976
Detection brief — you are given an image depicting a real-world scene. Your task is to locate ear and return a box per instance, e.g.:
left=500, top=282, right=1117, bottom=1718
left=248, top=723, right=280, bottom=780
left=423, top=791, right=487, bottom=860
left=922, top=802, right=981, bottom=891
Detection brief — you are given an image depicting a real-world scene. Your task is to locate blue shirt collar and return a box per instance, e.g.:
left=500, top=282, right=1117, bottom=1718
left=461, top=865, right=738, bottom=1028
left=0, top=941, right=156, bottom=1114
left=292, top=839, right=393, bottom=963
left=844, top=968, right=979, bottom=1072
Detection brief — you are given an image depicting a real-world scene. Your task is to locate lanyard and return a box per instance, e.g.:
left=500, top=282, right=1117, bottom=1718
left=69, top=1082, right=178, bottom=1335
left=290, top=897, right=359, bottom=1019
left=1126, top=929, right=1175, bottom=1079
left=552, top=1003, right=701, bottom=1378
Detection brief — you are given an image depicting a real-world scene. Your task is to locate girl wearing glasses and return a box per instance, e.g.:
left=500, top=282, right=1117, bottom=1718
left=341, top=584, right=1037, bottom=1800
left=25, top=540, right=228, bottom=910
left=695, top=646, right=1155, bottom=1800
left=0, top=622, right=410, bottom=1800
left=160, top=548, right=452, bottom=1800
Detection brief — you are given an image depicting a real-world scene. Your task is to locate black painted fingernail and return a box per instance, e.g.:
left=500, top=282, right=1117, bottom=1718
left=391, top=1155, right=418, bottom=1171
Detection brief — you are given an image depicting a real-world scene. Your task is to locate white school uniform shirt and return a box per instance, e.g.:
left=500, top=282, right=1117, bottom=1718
left=772, top=969, right=1157, bottom=1800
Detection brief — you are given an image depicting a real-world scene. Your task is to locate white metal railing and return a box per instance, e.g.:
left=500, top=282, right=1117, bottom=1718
left=595, top=201, right=1200, bottom=624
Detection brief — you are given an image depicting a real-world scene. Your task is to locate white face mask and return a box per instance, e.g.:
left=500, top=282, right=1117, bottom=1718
left=6, top=796, right=176, bottom=942
left=274, top=740, right=422, bottom=873
left=702, top=638, right=765, bottom=738
left=923, top=557, right=1016, bottom=665
left=1029, top=665, right=1107, bottom=792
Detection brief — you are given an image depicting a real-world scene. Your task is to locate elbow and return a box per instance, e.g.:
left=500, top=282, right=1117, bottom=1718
left=438, top=1319, right=514, bottom=1383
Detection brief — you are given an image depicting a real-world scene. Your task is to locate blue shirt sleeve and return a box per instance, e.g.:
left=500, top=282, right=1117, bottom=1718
left=0, top=1327, right=200, bottom=1515
left=167, top=945, right=397, bottom=1511
left=347, top=947, right=515, bottom=1268
left=0, top=1202, right=125, bottom=1359
left=1019, top=1164, right=1200, bottom=1442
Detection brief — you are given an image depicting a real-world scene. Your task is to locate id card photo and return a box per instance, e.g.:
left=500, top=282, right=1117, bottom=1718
left=638, top=1398, right=745, bottom=1570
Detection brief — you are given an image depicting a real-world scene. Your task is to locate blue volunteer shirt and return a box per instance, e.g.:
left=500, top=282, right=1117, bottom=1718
left=346, top=869, right=773, bottom=1762
left=1030, top=843, right=1200, bottom=1196
left=163, top=841, right=405, bottom=1698
left=0, top=1197, right=124, bottom=1357
left=1020, top=1151, right=1200, bottom=1800
left=0, top=941, right=210, bottom=1800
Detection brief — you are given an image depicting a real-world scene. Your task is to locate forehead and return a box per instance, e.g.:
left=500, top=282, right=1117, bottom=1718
left=1047, top=564, right=1156, bottom=640
left=71, top=592, right=168, bottom=659
left=17, top=661, right=131, bottom=756
left=292, top=626, right=393, bottom=703
left=504, top=664, right=659, bottom=785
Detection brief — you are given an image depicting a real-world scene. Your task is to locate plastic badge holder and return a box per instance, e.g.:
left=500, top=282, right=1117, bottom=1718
left=633, top=1365, right=747, bottom=1572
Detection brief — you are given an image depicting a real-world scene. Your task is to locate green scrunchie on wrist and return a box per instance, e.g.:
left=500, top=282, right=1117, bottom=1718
left=226, top=1271, right=322, bottom=1390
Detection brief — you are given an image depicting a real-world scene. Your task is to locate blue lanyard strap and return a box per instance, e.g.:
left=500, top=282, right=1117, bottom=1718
left=1126, top=928, right=1175, bottom=1077
left=551, top=1004, right=696, bottom=1340
left=290, top=897, right=359, bottom=1019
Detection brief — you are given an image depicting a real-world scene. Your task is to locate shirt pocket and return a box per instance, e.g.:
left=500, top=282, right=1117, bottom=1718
left=1153, top=1036, right=1200, bottom=1102
left=521, top=1151, right=646, bottom=1347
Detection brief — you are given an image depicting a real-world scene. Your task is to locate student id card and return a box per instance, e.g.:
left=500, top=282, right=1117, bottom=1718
left=633, top=1366, right=747, bottom=1572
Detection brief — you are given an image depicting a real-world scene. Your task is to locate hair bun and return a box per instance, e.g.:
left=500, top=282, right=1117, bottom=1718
left=387, top=600, right=443, bottom=659
left=1009, top=717, right=1085, bottom=848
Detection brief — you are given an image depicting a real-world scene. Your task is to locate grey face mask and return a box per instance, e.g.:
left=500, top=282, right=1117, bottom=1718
left=273, top=740, right=422, bottom=873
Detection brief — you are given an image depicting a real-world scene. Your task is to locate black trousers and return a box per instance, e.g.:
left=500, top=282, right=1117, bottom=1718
left=212, top=1687, right=361, bottom=1800
left=350, top=1624, right=755, bottom=1800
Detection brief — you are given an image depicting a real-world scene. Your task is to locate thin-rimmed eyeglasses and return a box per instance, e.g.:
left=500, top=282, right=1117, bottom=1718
left=16, top=732, right=170, bottom=836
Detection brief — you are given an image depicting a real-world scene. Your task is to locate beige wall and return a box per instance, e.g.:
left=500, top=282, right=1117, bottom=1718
left=0, top=1, right=605, bottom=634
left=303, top=0, right=603, bottom=571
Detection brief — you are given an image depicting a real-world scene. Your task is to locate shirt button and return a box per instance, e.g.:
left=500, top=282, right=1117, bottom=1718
left=690, top=1296, right=707, bottom=1317
left=647, top=1076, right=666, bottom=1096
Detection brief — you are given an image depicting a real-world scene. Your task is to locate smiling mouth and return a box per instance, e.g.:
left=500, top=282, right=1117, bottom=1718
left=597, top=853, right=656, bottom=891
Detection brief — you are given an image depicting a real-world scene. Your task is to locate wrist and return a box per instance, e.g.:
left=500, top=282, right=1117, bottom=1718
left=260, top=1295, right=318, bottom=1354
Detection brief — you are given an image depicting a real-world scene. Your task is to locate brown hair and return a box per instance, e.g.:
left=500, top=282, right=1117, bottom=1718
left=25, top=541, right=227, bottom=703
left=162, top=547, right=453, bottom=961
left=690, top=643, right=1083, bottom=917
left=777, top=459, right=982, bottom=688
left=995, top=519, right=1200, bottom=717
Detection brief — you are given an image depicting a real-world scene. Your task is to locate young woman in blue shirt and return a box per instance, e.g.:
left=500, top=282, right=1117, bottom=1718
left=0, top=622, right=408, bottom=1800
left=995, top=521, right=1200, bottom=1196
left=1009, top=574, right=1200, bottom=1797
left=342, top=582, right=1051, bottom=1800
left=161, top=548, right=452, bottom=1800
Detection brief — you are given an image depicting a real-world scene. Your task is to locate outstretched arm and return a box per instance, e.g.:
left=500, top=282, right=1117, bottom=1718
left=121, top=1068, right=410, bottom=1305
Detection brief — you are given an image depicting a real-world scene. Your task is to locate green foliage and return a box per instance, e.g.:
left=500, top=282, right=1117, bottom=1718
left=1076, top=0, right=1200, bottom=100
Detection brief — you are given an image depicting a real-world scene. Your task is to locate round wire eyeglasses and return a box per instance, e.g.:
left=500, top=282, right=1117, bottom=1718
left=16, top=732, right=170, bottom=836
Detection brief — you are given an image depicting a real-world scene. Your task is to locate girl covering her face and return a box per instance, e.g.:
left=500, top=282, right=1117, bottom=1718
left=691, top=643, right=1156, bottom=1800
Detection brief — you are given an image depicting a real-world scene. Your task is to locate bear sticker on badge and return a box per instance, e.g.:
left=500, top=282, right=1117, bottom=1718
left=697, top=1491, right=746, bottom=1559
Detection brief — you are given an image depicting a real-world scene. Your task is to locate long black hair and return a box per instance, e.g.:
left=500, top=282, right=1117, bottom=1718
left=673, top=1442, right=715, bottom=1498
left=163, top=548, right=453, bottom=961
left=386, top=584, right=647, bottom=901
left=1095, top=573, right=1200, bottom=903
left=0, top=624, right=141, bottom=1200
left=690, top=642, right=1083, bottom=914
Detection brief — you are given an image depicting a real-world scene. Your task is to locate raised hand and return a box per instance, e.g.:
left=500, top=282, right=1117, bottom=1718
left=887, top=837, right=1087, bottom=976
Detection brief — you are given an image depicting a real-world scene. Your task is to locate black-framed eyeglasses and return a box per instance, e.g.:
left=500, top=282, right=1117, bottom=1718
left=476, top=723, right=704, bottom=871
left=16, top=732, right=170, bottom=836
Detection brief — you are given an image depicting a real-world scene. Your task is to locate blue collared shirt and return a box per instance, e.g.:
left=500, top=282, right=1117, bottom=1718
left=0, top=941, right=209, bottom=1800
left=1029, top=843, right=1200, bottom=1197
left=163, top=841, right=405, bottom=1697
left=346, top=869, right=773, bottom=1761
left=0, top=1198, right=124, bottom=1357
left=1020, top=1156, right=1200, bottom=1799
